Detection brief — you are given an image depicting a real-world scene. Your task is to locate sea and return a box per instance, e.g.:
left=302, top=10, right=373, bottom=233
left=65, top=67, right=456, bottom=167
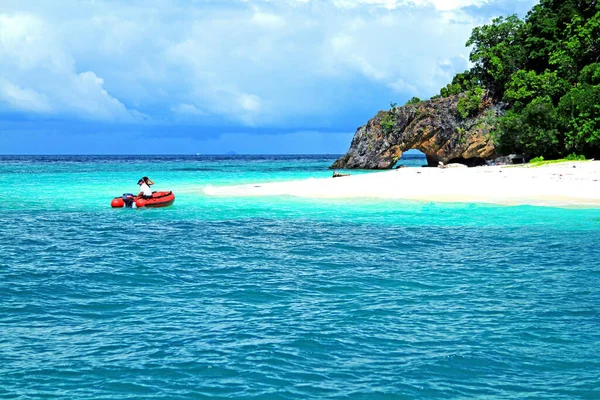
left=1, top=154, right=599, bottom=399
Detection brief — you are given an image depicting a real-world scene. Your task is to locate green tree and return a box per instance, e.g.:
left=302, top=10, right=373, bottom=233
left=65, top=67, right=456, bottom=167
left=439, top=70, right=479, bottom=97
left=498, top=96, right=561, bottom=158
left=435, top=0, right=600, bottom=158
left=558, top=83, right=600, bottom=155
left=467, top=15, right=527, bottom=98
left=579, top=63, right=600, bottom=84
left=404, top=97, right=421, bottom=105
left=549, top=11, right=600, bottom=78
left=503, top=70, right=570, bottom=107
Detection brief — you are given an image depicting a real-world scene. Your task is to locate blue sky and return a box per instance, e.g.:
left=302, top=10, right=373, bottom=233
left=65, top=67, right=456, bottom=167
left=0, top=0, right=536, bottom=154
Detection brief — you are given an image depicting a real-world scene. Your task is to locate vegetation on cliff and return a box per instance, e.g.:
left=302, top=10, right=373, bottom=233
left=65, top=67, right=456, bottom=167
left=440, top=0, right=600, bottom=159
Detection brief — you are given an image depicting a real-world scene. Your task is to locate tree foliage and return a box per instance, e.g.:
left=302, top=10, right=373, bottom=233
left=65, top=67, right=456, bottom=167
left=497, top=96, right=561, bottom=158
left=558, top=82, right=600, bottom=152
left=440, top=0, right=600, bottom=158
left=467, top=15, right=527, bottom=98
left=438, top=70, right=480, bottom=97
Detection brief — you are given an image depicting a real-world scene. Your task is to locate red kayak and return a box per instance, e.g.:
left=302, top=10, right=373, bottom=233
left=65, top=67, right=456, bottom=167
left=111, top=191, right=175, bottom=208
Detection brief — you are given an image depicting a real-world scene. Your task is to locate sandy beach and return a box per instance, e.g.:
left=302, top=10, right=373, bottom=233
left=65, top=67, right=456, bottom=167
left=204, top=161, right=600, bottom=207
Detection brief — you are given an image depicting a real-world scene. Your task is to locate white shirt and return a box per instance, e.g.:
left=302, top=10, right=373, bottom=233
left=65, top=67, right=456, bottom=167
left=140, top=182, right=152, bottom=196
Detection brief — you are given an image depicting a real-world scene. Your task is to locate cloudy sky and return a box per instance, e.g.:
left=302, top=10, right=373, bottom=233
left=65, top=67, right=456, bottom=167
left=0, top=0, right=536, bottom=154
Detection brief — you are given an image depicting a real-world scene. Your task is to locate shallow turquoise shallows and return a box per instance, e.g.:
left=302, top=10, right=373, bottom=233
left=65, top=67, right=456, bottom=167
left=1, top=155, right=599, bottom=399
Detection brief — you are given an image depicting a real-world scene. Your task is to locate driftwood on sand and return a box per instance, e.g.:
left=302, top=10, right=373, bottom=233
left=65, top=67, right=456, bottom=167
left=332, top=171, right=350, bottom=178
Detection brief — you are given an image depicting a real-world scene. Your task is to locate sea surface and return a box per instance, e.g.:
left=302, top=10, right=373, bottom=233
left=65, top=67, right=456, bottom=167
left=1, top=154, right=599, bottom=399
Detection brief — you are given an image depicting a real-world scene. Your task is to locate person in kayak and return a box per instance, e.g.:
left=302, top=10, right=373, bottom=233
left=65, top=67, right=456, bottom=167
left=137, top=176, right=155, bottom=199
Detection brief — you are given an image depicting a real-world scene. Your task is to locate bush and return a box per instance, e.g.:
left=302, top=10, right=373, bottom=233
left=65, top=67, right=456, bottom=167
left=381, top=113, right=395, bottom=134
left=457, top=87, right=485, bottom=119
left=565, top=153, right=586, bottom=161
left=405, top=97, right=421, bottom=105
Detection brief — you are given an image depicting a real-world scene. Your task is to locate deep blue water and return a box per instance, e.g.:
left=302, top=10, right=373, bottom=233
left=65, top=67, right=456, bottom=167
left=1, top=155, right=599, bottom=399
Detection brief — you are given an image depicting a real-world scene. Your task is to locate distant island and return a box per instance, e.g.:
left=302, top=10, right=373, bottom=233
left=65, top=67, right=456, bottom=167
left=333, top=1, right=600, bottom=169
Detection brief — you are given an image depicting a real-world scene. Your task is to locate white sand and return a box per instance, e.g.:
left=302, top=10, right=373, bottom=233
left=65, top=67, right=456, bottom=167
left=203, top=161, right=600, bottom=207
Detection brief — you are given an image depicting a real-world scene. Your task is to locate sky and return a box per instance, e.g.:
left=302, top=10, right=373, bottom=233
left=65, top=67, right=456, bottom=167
left=0, top=0, right=537, bottom=154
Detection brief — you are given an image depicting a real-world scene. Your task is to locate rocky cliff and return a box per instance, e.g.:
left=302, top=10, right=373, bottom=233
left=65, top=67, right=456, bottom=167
left=331, top=95, right=500, bottom=169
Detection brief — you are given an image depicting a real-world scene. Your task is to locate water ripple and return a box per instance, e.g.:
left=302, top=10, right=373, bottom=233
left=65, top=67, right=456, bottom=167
left=1, top=157, right=600, bottom=399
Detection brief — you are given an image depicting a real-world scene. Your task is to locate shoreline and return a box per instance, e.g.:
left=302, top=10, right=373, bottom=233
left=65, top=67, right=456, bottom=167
left=203, top=161, right=600, bottom=207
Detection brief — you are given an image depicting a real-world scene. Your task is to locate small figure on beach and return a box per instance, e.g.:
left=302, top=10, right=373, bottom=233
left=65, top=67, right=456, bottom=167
left=137, top=176, right=155, bottom=199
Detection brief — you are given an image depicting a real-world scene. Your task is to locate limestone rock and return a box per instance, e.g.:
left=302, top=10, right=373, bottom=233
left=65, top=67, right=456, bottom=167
left=331, top=94, right=500, bottom=169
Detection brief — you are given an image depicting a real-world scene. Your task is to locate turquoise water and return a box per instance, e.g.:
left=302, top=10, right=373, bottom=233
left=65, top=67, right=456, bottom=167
left=1, top=155, right=599, bottom=399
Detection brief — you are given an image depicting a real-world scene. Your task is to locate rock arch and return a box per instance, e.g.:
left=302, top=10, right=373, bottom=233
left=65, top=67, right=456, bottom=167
left=331, top=95, right=498, bottom=169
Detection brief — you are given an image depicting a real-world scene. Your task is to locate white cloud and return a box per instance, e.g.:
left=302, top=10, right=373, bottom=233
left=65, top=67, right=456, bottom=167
left=321, top=9, right=474, bottom=94
left=329, top=0, right=490, bottom=11
left=252, top=12, right=286, bottom=29
left=239, top=94, right=261, bottom=112
left=389, top=78, right=418, bottom=94
left=0, top=13, right=136, bottom=121
left=63, top=71, right=131, bottom=120
left=0, top=80, right=53, bottom=113
left=404, top=0, right=490, bottom=11
left=159, top=1, right=484, bottom=126
left=0, top=0, right=537, bottom=127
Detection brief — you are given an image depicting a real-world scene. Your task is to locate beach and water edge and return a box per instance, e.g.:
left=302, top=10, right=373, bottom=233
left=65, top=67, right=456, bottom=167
left=204, top=160, right=600, bottom=208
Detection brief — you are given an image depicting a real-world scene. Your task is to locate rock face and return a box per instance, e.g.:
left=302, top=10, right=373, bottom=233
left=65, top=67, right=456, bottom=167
left=331, top=95, right=500, bottom=169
